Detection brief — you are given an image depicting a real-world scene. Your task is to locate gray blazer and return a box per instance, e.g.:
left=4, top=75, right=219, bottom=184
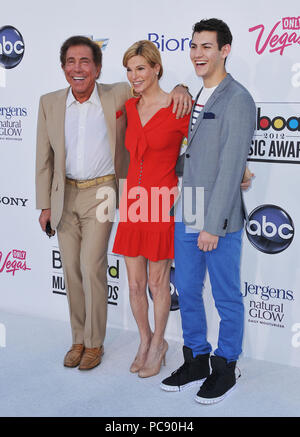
left=176, top=73, right=256, bottom=237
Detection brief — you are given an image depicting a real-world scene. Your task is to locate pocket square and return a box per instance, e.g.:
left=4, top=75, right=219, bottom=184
left=203, top=112, right=215, bottom=119
left=116, top=110, right=123, bottom=119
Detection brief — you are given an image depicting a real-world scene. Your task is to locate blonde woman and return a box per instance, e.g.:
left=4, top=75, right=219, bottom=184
left=113, top=41, right=190, bottom=378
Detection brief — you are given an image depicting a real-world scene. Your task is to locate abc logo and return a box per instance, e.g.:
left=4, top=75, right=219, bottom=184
left=148, top=267, right=179, bottom=311
left=246, top=205, right=294, bottom=254
left=0, top=25, right=25, bottom=69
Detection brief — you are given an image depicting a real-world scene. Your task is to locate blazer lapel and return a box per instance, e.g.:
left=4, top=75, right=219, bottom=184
left=188, top=74, right=233, bottom=146
left=188, top=88, right=202, bottom=135
left=56, top=89, right=67, bottom=139
left=97, top=83, right=116, bottom=158
left=53, top=88, right=68, bottom=173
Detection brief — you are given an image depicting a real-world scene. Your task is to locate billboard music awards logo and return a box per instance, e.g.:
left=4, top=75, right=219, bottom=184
left=248, top=103, right=300, bottom=164
left=0, top=106, right=28, bottom=141
left=243, top=280, right=294, bottom=329
left=0, top=249, right=31, bottom=275
left=107, top=253, right=120, bottom=306
left=52, top=248, right=65, bottom=295
left=246, top=204, right=294, bottom=254
left=249, top=16, right=300, bottom=55
left=51, top=248, right=120, bottom=306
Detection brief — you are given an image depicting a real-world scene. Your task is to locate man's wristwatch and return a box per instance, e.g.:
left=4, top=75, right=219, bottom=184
left=175, top=83, right=192, bottom=97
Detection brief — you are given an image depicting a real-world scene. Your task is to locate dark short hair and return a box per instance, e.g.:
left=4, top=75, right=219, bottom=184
left=60, top=35, right=102, bottom=67
left=192, top=18, right=233, bottom=49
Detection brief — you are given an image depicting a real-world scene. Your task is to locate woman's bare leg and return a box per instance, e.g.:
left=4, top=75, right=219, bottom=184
left=124, top=255, right=152, bottom=371
left=138, top=258, right=172, bottom=377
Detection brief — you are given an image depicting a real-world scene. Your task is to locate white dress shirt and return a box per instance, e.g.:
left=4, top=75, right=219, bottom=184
left=64, top=84, right=114, bottom=180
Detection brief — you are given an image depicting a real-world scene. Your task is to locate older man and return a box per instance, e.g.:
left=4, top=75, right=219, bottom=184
left=36, top=36, right=191, bottom=370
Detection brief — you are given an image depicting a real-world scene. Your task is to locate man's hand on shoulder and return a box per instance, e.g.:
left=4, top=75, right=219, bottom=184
left=197, top=231, right=219, bottom=252
left=166, top=84, right=193, bottom=119
left=39, top=208, right=51, bottom=232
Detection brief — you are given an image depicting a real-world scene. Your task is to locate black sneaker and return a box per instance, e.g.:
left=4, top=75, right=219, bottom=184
left=160, top=346, right=210, bottom=392
left=195, top=355, right=240, bottom=404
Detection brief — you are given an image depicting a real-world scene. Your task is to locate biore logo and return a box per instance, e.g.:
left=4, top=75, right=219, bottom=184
left=249, top=17, right=300, bottom=55
left=0, top=25, right=24, bottom=69
left=148, top=267, right=179, bottom=311
left=148, top=33, right=191, bottom=52
left=257, top=107, right=300, bottom=131
left=246, top=205, right=294, bottom=254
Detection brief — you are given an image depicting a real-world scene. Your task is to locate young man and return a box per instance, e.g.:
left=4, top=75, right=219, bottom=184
left=161, top=19, right=256, bottom=403
left=36, top=36, right=191, bottom=371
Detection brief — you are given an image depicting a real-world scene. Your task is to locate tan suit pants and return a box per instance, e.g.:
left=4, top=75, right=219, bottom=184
left=57, top=179, right=116, bottom=348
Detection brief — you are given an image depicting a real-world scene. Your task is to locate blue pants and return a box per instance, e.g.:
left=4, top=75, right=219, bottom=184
left=174, top=222, right=244, bottom=362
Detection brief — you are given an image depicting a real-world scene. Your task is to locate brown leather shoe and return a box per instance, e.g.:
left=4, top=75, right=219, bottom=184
left=64, top=344, right=84, bottom=368
left=78, top=346, right=104, bottom=370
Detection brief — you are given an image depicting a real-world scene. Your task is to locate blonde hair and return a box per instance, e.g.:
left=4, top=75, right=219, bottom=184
left=123, top=40, right=163, bottom=79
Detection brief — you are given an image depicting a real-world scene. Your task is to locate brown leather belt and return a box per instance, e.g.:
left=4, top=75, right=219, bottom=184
left=66, top=174, right=115, bottom=189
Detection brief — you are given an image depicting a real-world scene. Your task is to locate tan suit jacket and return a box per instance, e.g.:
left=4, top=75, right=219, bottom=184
left=35, top=81, right=131, bottom=229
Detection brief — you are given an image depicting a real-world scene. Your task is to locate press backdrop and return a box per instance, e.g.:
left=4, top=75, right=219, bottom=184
left=1, top=0, right=300, bottom=367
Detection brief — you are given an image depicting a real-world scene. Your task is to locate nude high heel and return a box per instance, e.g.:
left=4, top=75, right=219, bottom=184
left=138, top=340, right=168, bottom=378
left=130, top=336, right=152, bottom=373
left=130, top=353, right=148, bottom=373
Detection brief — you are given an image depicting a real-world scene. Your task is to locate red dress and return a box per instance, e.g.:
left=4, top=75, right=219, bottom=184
left=113, top=97, right=189, bottom=261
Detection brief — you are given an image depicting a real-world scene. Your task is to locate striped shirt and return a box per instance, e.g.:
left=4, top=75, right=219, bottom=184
left=191, top=85, right=217, bottom=130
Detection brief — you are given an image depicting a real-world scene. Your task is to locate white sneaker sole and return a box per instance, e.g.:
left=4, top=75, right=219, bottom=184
left=194, top=384, right=236, bottom=404
left=160, top=378, right=206, bottom=392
